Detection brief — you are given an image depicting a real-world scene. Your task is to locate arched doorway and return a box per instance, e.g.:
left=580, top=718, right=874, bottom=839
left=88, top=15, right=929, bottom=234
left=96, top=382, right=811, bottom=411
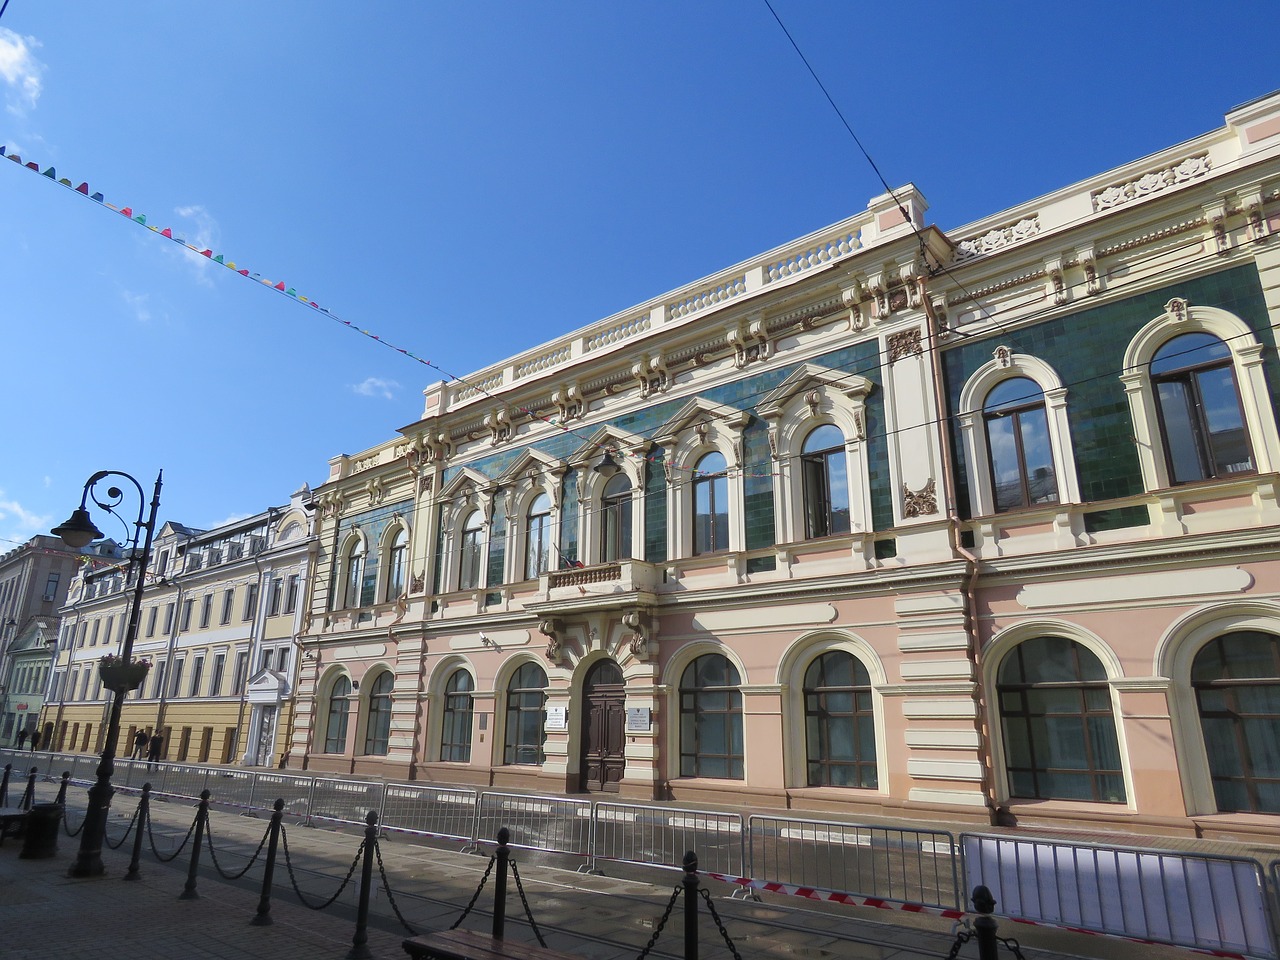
left=580, top=660, right=625, bottom=792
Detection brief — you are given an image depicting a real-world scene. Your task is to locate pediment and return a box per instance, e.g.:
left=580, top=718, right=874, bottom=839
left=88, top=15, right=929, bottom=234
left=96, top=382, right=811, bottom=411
left=496, top=447, right=569, bottom=486
left=567, top=424, right=651, bottom=467
left=654, top=396, right=750, bottom=444
left=757, top=362, right=873, bottom=420
left=246, top=668, right=290, bottom=703
left=438, top=465, right=497, bottom=499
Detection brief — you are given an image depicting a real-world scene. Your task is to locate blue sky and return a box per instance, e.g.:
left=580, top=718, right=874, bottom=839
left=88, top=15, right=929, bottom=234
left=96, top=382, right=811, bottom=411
left=0, top=1, right=1274, bottom=548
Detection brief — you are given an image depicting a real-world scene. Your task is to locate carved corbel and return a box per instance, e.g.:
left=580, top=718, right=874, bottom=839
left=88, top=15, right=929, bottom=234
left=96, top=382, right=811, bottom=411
left=632, top=353, right=670, bottom=398
left=1239, top=189, right=1270, bottom=244
left=540, top=618, right=567, bottom=665
left=899, top=261, right=923, bottom=310
left=1204, top=200, right=1229, bottom=255
left=485, top=409, right=512, bottom=446
left=727, top=319, right=770, bottom=369
left=1045, top=256, right=1067, bottom=305
left=621, top=609, right=654, bottom=661
left=866, top=271, right=889, bottom=319
left=841, top=285, right=868, bottom=332
left=1076, top=244, right=1102, bottom=296
left=552, top=382, right=583, bottom=422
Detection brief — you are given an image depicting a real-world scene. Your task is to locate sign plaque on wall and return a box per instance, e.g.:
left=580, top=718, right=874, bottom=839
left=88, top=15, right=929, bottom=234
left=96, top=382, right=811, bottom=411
left=626, top=707, right=651, bottom=732
left=545, top=706, right=568, bottom=731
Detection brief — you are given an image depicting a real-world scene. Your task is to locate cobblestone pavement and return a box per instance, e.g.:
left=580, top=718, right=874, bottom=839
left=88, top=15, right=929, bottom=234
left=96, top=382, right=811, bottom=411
left=0, top=781, right=1213, bottom=960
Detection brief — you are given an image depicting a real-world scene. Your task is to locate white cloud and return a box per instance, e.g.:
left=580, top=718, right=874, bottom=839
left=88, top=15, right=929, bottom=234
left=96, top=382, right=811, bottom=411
left=169, top=204, right=221, bottom=286
left=120, top=288, right=153, bottom=324
left=0, top=28, right=44, bottom=117
left=352, top=377, right=401, bottom=400
left=206, top=512, right=252, bottom=529
left=0, top=490, right=51, bottom=547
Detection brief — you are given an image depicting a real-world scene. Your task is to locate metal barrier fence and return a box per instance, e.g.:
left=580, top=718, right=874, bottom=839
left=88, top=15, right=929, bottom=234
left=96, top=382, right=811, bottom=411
left=379, top=782, right=478, bottom=843
left=8, top=745, right=1280, bottom=958
left=962, top=833, right=1278, bottom=959
left=751, top=815, right=959, bottom=911
left=593, top=801, right=745, bottom=878
left=473, top=790, right=593, bottom=865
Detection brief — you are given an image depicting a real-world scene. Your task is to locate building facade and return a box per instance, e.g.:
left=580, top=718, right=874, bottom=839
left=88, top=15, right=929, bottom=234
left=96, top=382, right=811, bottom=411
left=0, top=534, right=86, bottom=741
left=42, top=487, right=316, bottom=766
left=311, top=91, right=1280, bottom=841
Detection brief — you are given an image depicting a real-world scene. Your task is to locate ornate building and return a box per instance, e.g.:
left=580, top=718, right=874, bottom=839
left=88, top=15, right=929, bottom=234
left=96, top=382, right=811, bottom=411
left=293, top=92, right=1280, bottom=840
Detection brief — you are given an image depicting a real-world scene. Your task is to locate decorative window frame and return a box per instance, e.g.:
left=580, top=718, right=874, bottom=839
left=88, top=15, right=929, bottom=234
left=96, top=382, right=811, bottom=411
left=426, top=656, right=476, bottom=763
left=437, top=468, right=496, bottom=593
left=377, top=519, right=411, bottom=603
left=495, top=656, right=550, bottom=767
left=661, top=641, right=750, bottom=782
left=981, top=620, right=1132, bottom=808
left=1122, top=300, right=1280, bottom=491
left=1153, top=600, right=1280, bottom=817
left=758, top=363, right=875, bottom=544
left=569, top=426, right=651, bottom=566
left=356, top=663, right=395, bottom=757
left=777, top=630, right=888, bottom=794
left=337, top=530, right=369, bottom=610
left=957, top=350, right=1080, bottom=517
left=654, top=397, right=750, bottom=560
left=316, top=666, right=355, bottom=755
left=498, top=450, right=569, bottom=582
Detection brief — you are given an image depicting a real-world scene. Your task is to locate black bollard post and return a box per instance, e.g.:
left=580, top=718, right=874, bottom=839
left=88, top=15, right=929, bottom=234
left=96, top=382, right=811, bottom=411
left=346, top=810, right=377, bottom=960
left=21, top=767, right=37, bottom=811
left=0, top=763, right=10, bottom=806
left=252, top=799, right=285, bottom=926
left=55, top=772, right=70, bottom=806
left=179, top=789, right=210, bottom=900
left=683, top=851, right=699, bottom=960
left=492, top=827, right=511, bottom=940
left=124, top=784, right=151, bottom=882
left=972, top=885, right=999, bottom=960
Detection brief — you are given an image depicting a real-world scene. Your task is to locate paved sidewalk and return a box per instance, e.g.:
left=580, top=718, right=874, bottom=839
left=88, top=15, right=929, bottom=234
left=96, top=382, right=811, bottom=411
left=0, top=785, right=1208, bottom=960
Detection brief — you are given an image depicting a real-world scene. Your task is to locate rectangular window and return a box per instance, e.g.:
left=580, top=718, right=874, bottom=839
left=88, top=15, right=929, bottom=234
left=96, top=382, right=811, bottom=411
left=285, top=574, right=300, bottom=614
left=44, top=572, right=60, bottom=600
left=90, top=620, right=101, bottom=646
left=180, top=598, right=193, bottom=632
left=146, top=606, right=158, bottom=637
left=276, top=647, right=290, bottom=673
left=189, top=655, right=205, bottom=697
left=163, top=602, right=175, bottom=634
left=232, top=650, right=249, bottom=692
left=243, top=582, right=259, bottom=621
left=268, top=578, right=283, bottom=617
left=77, top=621, right=88, bottom=647
left=209, top=653, right=226, bottom=697
left=152, top=660, right=167, bottom=699
left=157, top=549, right=169, bottom=577
left=221, top=588, right=234, bottom=624
left=79, top=666, right=92, bottom=701
left=170, top=658, right=185, bottom=698
left=200, top=594, right=212, bottom=628
left=259, top=648, right=271, bottom=671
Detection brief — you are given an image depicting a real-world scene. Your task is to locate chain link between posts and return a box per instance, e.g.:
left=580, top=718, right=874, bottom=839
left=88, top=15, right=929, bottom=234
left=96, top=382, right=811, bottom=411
left=104, top=805, right=139, bottom=849
left=633, top=885, right=682, bottom=960
left=280, top=823, right=365, bottom=911
left=147, top=806, right=199, bottom=863
left=698, top=886, right=744, bottom=960
left=509, top=858, right=547, bottom=948
left=62, top=806, right=87, bottom=837
left=372, top=836, right=417, bottom=934
left=450, top=854, right=496, bottom=929
left=205, top=817, right=273, bottom=881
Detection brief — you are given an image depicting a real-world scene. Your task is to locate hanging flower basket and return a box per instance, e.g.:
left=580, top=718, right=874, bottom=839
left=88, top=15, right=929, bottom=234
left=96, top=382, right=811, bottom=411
left=98, top=655, right=151, bottom=693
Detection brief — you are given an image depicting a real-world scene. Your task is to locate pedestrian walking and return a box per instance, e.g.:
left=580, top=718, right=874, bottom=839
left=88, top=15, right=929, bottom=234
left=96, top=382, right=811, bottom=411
left=29, top=730, right=40, bottom=751
left=146, top=732, right=164, bottom=767
left=14, top=729, right=27, bottom=749
left=130, top=729, right=149, bottom=760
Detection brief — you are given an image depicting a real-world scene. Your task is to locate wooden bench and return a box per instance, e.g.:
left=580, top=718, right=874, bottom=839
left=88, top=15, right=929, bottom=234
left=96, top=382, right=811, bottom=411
left=0, top=806, right=28, bottom=846
left=402, top=927, right=579, bottom=960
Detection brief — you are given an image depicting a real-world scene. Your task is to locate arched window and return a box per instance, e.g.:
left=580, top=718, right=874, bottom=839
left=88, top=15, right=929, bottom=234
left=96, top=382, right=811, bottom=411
left=801, top=424, right=850, bottom=538
left=1192, top=631, right=1280, bottom=814
left=440, top=669, right=475, bottom=763
left=803, top=651, right=876, bottom=788
left=600, top=473, right=633, bottom=562
left=983, top=377, right=1058, bottom=512
left=363, top=671, right=394, bottom=756
left=1151, top=333, right=1254, bottom=484
left=693, top=452, right=729, bottom=555
left=997, top=637, right=1124, bottom=802
left=344, top=540, right=366, bottom=608
left=459, top=511, right=484, bottom=590
left=385, top=528, right=408, bottom=602
left=323, top=676, right=351, bottom=754
left=679, top=654, right=743, bottom=779
left=525, top=494, right=553, bottom=580
left=504, top=662, right=548, bottom=765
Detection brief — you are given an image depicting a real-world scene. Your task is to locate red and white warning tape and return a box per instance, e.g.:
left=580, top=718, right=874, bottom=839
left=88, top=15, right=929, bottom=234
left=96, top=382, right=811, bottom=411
left=702, top=872, right=1252, bottom=959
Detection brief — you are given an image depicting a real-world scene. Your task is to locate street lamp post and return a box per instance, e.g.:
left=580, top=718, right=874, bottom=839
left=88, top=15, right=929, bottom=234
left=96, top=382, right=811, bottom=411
left=51, top=469, right=162, bottom=877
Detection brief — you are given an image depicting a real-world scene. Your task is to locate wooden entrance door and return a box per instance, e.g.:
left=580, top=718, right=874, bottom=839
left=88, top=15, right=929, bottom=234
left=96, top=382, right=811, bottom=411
left=581, top=660, right=625, bottom=792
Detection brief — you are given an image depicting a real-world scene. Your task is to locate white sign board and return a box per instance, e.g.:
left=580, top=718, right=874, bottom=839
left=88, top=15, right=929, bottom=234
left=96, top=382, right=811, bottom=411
left=545, top=706, right=568, bottom=731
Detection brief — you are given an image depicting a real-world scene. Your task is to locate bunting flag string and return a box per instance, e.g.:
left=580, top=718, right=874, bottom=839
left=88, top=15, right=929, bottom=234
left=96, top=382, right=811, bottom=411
left=0, top=144, right=776, bottom=485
